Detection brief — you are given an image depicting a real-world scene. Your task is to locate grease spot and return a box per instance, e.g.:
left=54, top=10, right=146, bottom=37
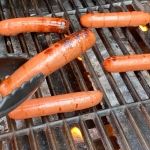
left=59, top=107, right=62, bottom=112
left=76, top=104, right=78, bottom=109
left=54, top=43, right=60, bottom=48
left=44, top=48, right=53, bottom=54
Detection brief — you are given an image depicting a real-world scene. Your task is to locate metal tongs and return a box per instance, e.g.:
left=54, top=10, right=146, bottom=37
left=0, top=54, right=45, bottom=118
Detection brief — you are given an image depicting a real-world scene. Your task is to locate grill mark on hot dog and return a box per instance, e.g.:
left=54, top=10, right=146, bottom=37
left=0, top=17, right=69, bottom=36
left=0, top=29, right=96, bottom=96
left=9, top=91, right=103, bottom=120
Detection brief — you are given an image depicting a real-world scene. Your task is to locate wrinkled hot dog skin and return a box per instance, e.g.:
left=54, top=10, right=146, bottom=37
left=0, top=17, right=69, bottom=35
left=0, top=29, right=96, bottom=96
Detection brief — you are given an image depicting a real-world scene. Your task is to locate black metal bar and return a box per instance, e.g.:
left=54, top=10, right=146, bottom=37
left=125, top=108, right=150, bottom=150
left=79, top=117, right=95, bottom=150
left=0, top=1, right=14, bottom=53
left=0, top=98, right=150, bottom=141
left=0, top=1, right=150, bottom=150
left=94, top=114, right=115, bottom=150
left=109, top=111, right=132, bottom=150
left=63, top=121, right=76, bottom=150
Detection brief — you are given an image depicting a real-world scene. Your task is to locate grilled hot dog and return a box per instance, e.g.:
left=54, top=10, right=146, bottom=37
left=80, top=11, right=150, bottom=28
left=0, top=29, right=96, bottom=96
left=9, top=91, right=103, bottom=120
left=0, top=17, right=69, bottom=36
left=103, top=54, right=150, bottom=72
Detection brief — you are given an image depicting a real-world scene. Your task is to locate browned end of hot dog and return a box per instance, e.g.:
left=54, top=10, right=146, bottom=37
left=0, top=29, right=96, bottom=96
left=0, top=17, right=69, bottom=35
left=80, top=11, right=150, bottom=28
left=8, top=91, right=103, bottom=120
left=103, top=54, right=150, bottom=72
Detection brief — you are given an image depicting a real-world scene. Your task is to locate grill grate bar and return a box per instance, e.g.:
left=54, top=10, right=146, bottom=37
left=139, top=104, right=150, bottom=125
left=0, top=99, right=150, bottom=141
left=0, top=0, right=150, bottom=149
left=79, top=117, right=95, bottom=150
left=0, top=1, right=14, bottom=54
left=128, top=106, right=150, bottom=145
left=109, top=111, right=132, bottom=150
left=63, top=121, right=76, bottom=150
left=83, top=53, right=111, bottom=108
left=125, top=109, right=150, bottom=150
left=94, top=114, right=115, bottom=150
left=9, top=0, right=30, bottom=55
left=114, top=109, right=143, bottom=150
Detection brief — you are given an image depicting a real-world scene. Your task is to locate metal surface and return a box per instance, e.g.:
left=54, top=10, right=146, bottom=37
left=0, top=55, right=45, bottom=118
left=0, top=0, right=149, bottom=149
left=0, top=73, right=45, bottom=118
left=0, top=54, right=28, bottom=79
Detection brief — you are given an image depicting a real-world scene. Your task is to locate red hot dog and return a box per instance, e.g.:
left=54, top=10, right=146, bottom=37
left=0, top=29, right=96, bottom=96
left=9, top=91, right=103, bottom=120
left=80, top=11, right=150, bottom=28
left=103, top=54, right=150, bottom=72
left=0, top=17, right=69, bottom=35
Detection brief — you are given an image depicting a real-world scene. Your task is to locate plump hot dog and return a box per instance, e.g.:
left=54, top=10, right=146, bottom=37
left=0, top=29, right=96, bottom=96
left=80, top=11, right=150, bottom=28
left=0, top=17, right=69, bottom=35
left=103, top=54, right=150, bottom=72
left=9, top=91, right=103, bottom=120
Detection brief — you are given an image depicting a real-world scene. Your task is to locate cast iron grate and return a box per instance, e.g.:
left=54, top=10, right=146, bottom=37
left=0, top=0, right=150, bottom=149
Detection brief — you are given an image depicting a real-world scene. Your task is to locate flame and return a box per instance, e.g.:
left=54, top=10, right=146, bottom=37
left=5, top=75, right=9, bottom=79
left=77, top=57, right=83, bottom=61
left=64, top=34, right=69, bottom=38
left=139, top=25, right=148, bottom=32
left=71, top=127, right=84, bottom=142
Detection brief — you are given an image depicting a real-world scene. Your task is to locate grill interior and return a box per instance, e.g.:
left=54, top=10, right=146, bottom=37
left=0, top=0, right=150, bottom=149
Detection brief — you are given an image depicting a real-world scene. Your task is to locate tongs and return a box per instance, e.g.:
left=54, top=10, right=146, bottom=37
left=0, top=54, right=45, bottom=118
left=0, top=29, right=95, bottom=118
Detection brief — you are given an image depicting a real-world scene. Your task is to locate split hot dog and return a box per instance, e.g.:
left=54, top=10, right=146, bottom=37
left=0, top=29, right=96, bottom=96
left=9, top=91, right=103, bottom=120
left=0, top=17, right=69, bottom=35
left=80, top=11, right=150, bottom=28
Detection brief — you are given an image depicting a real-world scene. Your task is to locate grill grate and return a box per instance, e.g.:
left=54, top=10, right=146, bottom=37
left=0, top=0, right=150, bottom=149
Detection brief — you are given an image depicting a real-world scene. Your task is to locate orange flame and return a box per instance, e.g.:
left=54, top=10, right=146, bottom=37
left=77, top=57, right=83, bottom=61
left=139, top=25, right=148, bottom=32
left=71, top=127, right=84, bottom=142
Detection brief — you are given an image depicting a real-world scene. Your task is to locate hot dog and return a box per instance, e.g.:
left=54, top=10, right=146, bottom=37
left=103, top=54, right=150, bottom=72
left=0, top=29, right=96, bottom=96
left=8, top=91, right=103, bottom=120
left=80, top=11, right=150, bottom=28
left=0, top=17, right=69, bottom=36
